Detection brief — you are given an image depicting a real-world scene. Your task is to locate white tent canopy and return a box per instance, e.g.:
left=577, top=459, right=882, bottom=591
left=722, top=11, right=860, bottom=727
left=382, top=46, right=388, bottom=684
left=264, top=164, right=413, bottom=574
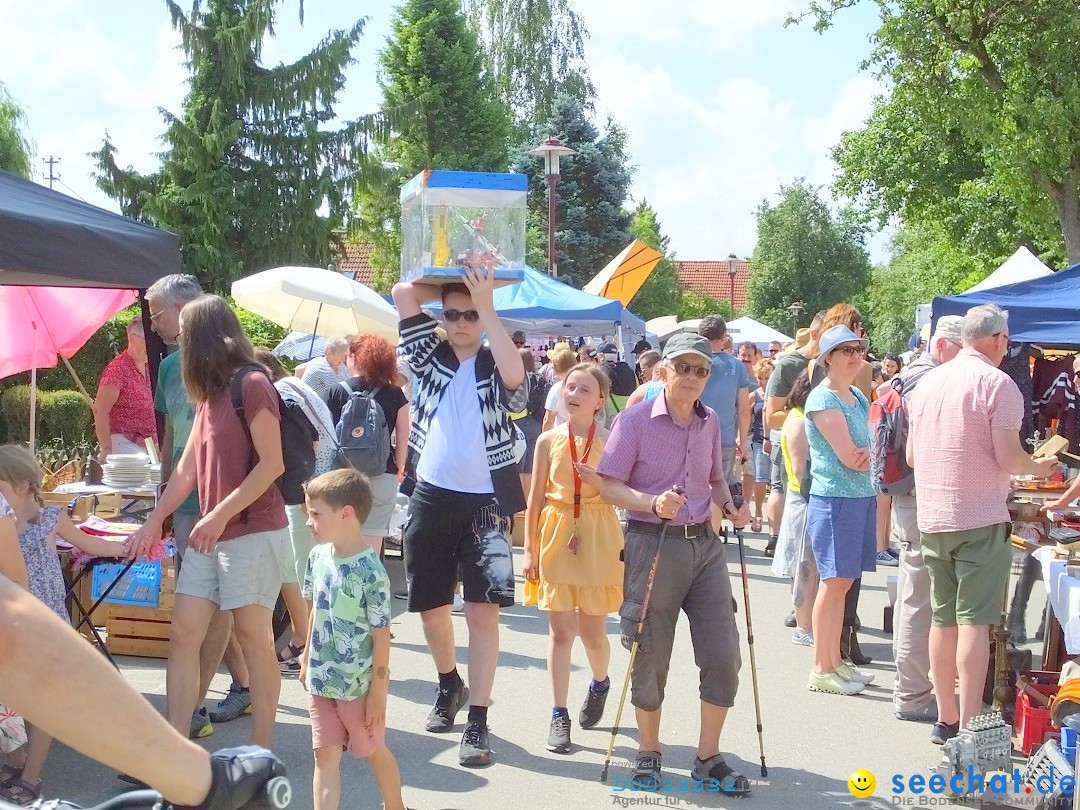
left=965, top=246, right=1052, bottom=293
left=727, top=317, right=792, bottom=348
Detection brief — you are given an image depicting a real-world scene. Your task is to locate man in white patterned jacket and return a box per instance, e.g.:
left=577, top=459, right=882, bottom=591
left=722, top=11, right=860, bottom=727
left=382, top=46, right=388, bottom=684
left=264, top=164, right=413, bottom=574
left=392, top=265, right=528, bottom=768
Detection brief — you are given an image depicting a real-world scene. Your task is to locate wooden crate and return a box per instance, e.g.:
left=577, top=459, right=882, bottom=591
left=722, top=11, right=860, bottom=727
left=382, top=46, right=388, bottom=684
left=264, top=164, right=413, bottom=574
left=104, top=559, right=176, bottom=659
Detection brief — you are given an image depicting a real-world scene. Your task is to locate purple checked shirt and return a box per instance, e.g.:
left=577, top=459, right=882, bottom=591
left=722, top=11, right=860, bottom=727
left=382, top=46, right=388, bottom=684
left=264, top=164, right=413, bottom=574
left=597, top=391, right=724, bottom=525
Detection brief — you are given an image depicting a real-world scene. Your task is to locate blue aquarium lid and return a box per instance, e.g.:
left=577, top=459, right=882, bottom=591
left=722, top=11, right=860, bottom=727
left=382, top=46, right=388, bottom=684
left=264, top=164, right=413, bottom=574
left=401, top=169, right=528, bottom=200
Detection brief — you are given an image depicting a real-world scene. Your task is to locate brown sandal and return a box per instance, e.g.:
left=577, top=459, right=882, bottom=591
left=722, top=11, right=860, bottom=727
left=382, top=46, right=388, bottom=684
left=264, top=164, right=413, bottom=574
left=0, top=776, right=41, bottom=806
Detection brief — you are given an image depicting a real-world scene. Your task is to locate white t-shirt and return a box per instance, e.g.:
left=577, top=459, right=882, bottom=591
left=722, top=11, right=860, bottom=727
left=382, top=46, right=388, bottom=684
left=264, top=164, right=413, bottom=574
left=416, top=357, right=493, bottom=494
left=545, top=380, right=569, bottom=427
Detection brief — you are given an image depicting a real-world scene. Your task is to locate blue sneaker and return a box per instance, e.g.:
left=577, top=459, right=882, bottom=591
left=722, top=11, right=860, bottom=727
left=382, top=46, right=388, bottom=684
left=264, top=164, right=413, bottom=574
left=792, top=628, right=814, bottom=647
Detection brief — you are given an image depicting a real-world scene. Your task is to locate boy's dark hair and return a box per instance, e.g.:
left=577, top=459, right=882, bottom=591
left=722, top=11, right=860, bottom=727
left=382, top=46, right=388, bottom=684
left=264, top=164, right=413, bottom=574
left=440, top=282, right=471, bottom=303
left=304, top=469, right=373, bottom=524
left=698, top=314, right=727, bottom=341
left=787, top=369, right=813, bottom=410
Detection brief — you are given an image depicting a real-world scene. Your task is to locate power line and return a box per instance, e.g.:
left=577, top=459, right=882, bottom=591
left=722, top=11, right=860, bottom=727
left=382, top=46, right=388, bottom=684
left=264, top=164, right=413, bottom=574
left=56, top=179, right=89, bottom=203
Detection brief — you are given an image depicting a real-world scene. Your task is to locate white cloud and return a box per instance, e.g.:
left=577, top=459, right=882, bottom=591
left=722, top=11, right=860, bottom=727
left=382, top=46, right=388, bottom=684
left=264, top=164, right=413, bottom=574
left=580, top=5, right=883, bottom=262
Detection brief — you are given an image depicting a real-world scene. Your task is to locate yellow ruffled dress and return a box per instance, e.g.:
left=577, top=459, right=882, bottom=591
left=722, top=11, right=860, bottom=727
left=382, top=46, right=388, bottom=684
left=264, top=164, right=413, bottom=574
left=529, top=424, right=624, bottom=615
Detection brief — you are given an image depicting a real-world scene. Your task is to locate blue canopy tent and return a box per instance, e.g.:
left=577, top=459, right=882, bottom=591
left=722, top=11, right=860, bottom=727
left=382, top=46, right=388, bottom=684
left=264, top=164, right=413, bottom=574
left=931, top=262, right=1080, bottom=346
left=426, top=266, right=647, bottom=342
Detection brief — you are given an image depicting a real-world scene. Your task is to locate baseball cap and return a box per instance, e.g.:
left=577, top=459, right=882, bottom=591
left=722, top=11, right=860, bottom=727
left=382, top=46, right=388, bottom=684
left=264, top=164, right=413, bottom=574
left=817, top=325, right=869, bottom=362
left=932, top=315, right=963, bottom=344
left=511, top=330, right=527, bottom=343
left=661, top=333, right=712, bottom=364
left=596, top=340, right=618, bottom=356
left=632, top=339, right=652, bottom=355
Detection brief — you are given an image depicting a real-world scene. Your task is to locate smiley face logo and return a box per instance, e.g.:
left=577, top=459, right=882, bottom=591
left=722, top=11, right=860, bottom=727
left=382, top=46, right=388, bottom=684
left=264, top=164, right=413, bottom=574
left=848, top=768, right=876, bottom=798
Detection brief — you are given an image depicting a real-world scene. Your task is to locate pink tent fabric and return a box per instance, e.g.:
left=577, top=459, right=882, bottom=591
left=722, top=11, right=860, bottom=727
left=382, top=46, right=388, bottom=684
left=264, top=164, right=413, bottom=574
left=0, top=286, right=136, bottom=379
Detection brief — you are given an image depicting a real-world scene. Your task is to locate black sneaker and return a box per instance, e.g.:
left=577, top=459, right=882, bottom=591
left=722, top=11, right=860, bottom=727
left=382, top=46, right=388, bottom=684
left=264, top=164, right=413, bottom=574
left=547, top=714, right=571, bottom=754
left=579, top=685, right=608, bottom=729
left=459, top=719, right=492, bottom=767
left=784, top=611, right=797, bottom=628
left=930, top=721, right=960, bottom=746
left=426, top=678, right=469, bottom=733
left=175, top=745, right=287, bottom=810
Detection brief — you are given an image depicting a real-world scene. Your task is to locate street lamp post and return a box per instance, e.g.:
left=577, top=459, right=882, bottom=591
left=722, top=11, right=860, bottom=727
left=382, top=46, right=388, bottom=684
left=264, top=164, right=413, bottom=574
left=726, top=253, right=739, bottom=315
left=528, top=136, right=576, bottom=278
left=787, top=300, right=805, bottom=335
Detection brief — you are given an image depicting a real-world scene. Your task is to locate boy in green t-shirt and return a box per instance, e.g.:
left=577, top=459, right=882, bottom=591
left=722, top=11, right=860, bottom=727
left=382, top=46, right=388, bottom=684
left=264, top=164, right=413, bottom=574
left=299, top=470, right=405, bottom=810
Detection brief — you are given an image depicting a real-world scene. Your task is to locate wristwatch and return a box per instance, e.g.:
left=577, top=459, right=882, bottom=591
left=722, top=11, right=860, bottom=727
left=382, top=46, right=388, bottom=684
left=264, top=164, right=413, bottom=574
left=374, top=666, right=390, bottom=679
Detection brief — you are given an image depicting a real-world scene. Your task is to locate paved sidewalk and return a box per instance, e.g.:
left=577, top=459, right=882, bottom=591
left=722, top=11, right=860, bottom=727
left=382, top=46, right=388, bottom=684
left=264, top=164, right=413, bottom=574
left=42, top=530, right=1048, bottom=809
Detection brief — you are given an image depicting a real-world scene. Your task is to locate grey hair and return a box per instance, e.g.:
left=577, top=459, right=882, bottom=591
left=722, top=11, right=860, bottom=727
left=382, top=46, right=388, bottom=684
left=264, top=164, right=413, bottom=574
left=326, top=337, right=349, bottom=354
left=146, top=274, right=203, bottom=307
left=961, top=303, right=1009, bottom=343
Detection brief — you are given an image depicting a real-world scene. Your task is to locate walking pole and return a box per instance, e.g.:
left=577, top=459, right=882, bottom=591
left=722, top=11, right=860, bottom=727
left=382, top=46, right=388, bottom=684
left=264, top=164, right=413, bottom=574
left=600, top=486, right=684, bottom=783
left=731, top=483, right=768, bottom=778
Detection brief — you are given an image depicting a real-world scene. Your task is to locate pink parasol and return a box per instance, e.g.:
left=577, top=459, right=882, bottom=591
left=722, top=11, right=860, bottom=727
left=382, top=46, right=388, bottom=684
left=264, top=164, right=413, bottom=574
left=0, top=286, right=137, bottom=447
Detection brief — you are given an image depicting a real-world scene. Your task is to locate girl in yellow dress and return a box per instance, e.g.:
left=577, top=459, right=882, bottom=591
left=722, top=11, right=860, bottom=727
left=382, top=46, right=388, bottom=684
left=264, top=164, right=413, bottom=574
left=523, top=363, right=624, bottom=755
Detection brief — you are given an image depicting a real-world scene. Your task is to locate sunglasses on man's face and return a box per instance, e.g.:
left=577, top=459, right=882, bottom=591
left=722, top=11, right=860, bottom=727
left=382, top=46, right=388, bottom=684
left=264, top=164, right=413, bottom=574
left=443, top=309, right=480, bottom=324
left=672, top=362, right=711, bottom=379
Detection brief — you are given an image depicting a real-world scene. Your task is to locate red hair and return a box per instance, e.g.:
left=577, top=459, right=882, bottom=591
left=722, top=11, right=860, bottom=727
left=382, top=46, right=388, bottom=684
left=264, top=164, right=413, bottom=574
left=348, top=334, right=397, bottom=387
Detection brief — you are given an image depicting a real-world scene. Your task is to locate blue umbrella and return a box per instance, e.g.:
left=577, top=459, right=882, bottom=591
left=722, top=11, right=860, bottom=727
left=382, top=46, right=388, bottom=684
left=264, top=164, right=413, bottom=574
left=273, top=331, right=329, bottom=362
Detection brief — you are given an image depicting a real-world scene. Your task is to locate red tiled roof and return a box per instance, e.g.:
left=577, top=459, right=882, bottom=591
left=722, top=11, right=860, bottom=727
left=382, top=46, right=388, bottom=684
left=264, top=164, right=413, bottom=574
left=675, top=259, right=752, bottom=312
left=337, top=239, right=374, bottom=286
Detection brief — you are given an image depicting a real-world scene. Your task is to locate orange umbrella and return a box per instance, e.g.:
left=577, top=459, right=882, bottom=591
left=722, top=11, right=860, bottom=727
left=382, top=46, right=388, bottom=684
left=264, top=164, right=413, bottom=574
left=583, top=240, right=662, bottom=305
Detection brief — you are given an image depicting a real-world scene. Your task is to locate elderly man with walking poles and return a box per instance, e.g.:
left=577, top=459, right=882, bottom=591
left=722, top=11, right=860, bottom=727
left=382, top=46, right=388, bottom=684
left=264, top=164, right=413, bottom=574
left=579, top=333, right=753, bottom=796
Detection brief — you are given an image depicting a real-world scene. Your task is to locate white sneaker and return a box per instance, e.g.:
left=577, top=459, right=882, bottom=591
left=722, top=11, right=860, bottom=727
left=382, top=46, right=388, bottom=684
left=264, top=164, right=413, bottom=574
left=836, top=662, right=875, bottom=685
left=808, top=670, right=865, bottom=695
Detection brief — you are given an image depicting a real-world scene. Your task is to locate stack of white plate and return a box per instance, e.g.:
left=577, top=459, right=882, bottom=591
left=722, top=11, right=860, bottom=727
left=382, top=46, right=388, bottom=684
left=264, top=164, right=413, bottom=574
left=149, top=464, right=162, bottom=486
left=103, top=454, right=152, bottom=489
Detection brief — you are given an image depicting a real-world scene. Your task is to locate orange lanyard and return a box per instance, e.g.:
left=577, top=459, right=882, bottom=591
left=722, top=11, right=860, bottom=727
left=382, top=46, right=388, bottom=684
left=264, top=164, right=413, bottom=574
left=567, top=420, right=596, bottom=521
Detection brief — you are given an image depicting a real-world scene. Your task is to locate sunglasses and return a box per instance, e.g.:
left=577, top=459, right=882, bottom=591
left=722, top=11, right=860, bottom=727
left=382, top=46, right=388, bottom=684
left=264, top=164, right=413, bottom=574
left=672, top=362, right=711, bottom=379
left=833, top=345, right=865, bottom=357
left=443, top=309, right=480, bottom=323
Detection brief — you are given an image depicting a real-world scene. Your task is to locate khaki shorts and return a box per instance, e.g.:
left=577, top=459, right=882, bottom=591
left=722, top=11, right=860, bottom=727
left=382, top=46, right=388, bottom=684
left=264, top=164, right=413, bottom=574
left=361, top=473, right=398, bottom=537
left=921, top=522, right=1011, bottom=627
left=280, top=505, right=316, bottom=585
left=176, top=528, right=286, bottom=610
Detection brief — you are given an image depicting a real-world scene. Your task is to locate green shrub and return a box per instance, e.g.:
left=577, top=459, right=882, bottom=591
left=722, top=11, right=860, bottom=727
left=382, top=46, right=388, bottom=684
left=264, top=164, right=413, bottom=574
left=231, top=300, right=289, bottom=352
left=1, top=385, right=94, bottom=447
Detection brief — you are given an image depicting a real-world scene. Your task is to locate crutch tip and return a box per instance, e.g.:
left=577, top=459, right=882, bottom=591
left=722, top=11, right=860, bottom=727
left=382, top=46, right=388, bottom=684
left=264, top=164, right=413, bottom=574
left=760, top=764, right=768, bottom=778
left=599, top=768, right=609, bottom=783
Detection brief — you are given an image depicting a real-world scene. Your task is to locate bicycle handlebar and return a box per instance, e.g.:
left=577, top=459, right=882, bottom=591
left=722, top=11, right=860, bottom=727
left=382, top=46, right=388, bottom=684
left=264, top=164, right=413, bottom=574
left=19, top=775, right=292, bottom=810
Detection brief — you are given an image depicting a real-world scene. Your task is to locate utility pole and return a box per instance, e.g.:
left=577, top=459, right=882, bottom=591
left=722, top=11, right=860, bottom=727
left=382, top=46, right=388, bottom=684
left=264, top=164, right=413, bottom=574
left=43, top=156, right=61, bottom=189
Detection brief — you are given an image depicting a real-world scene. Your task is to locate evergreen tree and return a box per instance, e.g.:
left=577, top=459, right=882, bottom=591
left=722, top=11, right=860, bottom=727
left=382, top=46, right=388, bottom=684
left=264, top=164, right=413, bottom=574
left=0, top=82, right=33, bottom=178
left=352, top=0, right=513, bottom=292
left=512, top=93, right=632, bottom=288
left=626, top=199, right=682, bottom=321
left=93, top=0, right=371, bottom=293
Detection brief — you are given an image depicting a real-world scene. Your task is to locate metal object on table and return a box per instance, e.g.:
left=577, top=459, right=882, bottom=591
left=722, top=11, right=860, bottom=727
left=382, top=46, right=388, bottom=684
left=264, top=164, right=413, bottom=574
left=937, top=712, right=1012, bottom=796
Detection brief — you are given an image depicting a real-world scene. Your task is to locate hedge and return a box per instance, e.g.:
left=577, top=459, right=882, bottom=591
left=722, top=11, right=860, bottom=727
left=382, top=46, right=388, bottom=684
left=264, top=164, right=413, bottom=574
left=1, top=385, right=94, bottom=446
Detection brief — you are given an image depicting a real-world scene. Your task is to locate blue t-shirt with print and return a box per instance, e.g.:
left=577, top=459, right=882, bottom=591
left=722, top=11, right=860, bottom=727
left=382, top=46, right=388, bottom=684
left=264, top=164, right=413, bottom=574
left=804, top=385, right=876, bottom=499
left=699, top=352, right=752, bottom=449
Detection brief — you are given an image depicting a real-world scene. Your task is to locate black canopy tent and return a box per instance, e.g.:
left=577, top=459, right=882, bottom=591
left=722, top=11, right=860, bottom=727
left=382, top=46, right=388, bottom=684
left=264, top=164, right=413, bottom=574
left=0, top=168, right=179, bottom=288
left=0, top=168, right=181, bottom=403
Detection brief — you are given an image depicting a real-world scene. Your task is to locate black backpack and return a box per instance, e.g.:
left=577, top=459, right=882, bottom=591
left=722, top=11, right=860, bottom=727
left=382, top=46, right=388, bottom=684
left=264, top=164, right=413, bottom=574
left=230, top=365, right=318, bottom=507
left=525, top=371, right=550, bottom=421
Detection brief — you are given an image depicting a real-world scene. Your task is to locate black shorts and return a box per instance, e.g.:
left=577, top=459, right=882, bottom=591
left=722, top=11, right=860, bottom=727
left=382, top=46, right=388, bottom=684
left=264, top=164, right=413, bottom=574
left=403, top=482, right=516, bottom=612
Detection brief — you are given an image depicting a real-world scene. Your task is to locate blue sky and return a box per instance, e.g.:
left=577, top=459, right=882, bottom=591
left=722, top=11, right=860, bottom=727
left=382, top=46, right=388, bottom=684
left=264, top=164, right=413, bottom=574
left=0, top=0, right=887, bottom=263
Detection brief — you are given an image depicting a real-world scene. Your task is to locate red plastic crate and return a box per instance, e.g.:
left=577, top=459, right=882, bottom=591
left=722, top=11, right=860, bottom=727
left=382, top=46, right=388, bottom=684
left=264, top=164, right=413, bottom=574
left=1013, top=671, right=1060, bottom=756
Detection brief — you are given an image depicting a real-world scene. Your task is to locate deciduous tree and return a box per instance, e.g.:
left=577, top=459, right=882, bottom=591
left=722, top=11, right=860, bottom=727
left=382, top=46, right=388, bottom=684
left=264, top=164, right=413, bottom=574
left=747, top=180, right=871, bottom=331
left=625, top=199, right=682, bottom=321
left=801, top=0, right=1080, bottom=263
left=0, top=82, right=33, bottom=179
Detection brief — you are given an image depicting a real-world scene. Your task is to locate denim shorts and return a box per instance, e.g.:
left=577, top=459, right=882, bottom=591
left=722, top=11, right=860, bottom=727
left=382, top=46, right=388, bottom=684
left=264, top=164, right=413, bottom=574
left=806, top=495, right=876, bottom=580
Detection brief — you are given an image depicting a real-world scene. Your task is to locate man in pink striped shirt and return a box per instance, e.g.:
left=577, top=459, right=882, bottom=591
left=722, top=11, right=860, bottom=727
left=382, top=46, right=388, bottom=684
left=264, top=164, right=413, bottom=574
left=908, top=303, right=1053, bottom=744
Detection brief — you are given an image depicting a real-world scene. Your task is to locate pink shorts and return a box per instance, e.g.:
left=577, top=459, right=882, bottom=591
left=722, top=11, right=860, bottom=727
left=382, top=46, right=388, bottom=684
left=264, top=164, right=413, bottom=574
left=308, top=693, right=385, bottom=758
